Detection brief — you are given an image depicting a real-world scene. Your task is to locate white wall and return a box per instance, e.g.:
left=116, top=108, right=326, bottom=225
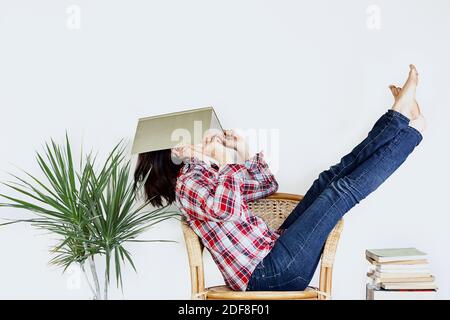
left=0, top=0, right=449, bottom=299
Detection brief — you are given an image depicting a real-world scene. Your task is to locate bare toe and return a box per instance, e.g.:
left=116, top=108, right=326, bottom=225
left=392, top=65, right=420, bottom=120
left=389, top=85, right=398, bottom=98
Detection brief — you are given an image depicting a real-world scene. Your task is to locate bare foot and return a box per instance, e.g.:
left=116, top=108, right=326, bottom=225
left=391, top=64, right=421, bottom=120
left=389, top=85, right=421, bottom=115
left=389, top=81, right=426, bottom=134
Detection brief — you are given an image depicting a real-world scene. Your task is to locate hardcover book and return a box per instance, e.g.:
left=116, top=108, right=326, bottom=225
left=365, top=248, right=427, bottom=263
left=131, top=106, right=223, bottom=154
left=366, top=284, right=437, bottom=300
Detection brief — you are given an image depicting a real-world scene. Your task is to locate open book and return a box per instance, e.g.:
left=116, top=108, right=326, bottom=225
left=131, top=106, right=223, bottom=154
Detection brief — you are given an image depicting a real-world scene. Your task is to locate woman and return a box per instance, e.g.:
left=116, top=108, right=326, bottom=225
left=134, top=65, right=426, bottom=291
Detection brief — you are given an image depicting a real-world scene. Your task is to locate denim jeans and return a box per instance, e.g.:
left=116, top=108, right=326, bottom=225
left=246, top=110, right=423, bottom=291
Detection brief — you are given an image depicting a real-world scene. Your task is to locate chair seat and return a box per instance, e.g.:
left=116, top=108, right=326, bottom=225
left=205, top=285, right=319, bottom=300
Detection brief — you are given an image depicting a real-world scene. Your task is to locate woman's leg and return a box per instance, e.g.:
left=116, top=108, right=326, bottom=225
left=279, top=64, right=422, bottom=230
left=247, top=124, right=423, bottom=291
left=279, top=109, right=410, bottom=230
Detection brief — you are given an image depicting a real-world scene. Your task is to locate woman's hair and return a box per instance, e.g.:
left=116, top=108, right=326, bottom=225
left=133, top=149, right=183, bottom=207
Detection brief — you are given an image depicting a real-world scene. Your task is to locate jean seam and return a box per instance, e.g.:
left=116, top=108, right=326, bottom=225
left=267, top=274, right=309, bottom=290
left=284, top=127, right=411, bottom=271
left=285, top=179, right=365, bottom=272
left=253, top=266, right=281, bottom=280
left=407, top=125, right=424, bottom=141
left=280, top=112, right=396, bottom=231
left=390, top=109, right=411, bottom=123
left=327, top=112, right=397, bottom=186
left=262, top=112, right=409, bottom=280
left=282, top=190, right=344, bottom=272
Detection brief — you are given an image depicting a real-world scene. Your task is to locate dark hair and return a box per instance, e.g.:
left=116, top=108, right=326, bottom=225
left=133, top=149, right=183, bottom=208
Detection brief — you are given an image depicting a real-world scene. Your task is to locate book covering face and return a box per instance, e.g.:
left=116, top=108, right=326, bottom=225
left=131, top=106, right=223, bottom=154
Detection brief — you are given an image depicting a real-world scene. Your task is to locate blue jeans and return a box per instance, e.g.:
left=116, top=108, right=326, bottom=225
left=246, top=110, right=423, bottom=291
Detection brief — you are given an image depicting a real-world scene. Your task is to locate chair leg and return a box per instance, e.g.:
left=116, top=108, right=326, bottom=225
left=319, top=268, right=326, bottom=300
left=319, top=267, right=333, bottom=300
left=326, top=268, right=333, bottom=299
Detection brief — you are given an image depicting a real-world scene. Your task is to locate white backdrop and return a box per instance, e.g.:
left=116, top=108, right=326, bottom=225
left=0, top=0, right=449, bottom=299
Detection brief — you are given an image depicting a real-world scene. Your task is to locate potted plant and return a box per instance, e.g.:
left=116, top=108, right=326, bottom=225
left=0, top=135, right=178, bottom=299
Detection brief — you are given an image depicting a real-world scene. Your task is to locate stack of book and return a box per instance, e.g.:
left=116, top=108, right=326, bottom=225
left=366, top=248, right=437, bottom=300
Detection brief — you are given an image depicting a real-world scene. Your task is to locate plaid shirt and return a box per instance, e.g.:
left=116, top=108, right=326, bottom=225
left=175, top=151, right=279, bottom=291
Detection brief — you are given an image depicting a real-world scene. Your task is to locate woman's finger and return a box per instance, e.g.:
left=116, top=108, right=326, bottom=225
left=203, top=129, right=224, bottom=145
left=183, top=145, right=198, bottom=158
left=172, top=144, right=187, bottom=157
left=202, top=133, right=210, bottom=145
left=224, top=129, right=235, bottom=137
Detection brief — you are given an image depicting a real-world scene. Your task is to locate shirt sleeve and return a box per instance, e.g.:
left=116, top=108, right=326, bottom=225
left=242, top=151, right=279, bottom=202
left=176, top=160, right=249, bottom=222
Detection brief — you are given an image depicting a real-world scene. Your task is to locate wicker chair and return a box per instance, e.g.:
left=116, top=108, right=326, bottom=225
left=181, top=192, right=344, bottom=300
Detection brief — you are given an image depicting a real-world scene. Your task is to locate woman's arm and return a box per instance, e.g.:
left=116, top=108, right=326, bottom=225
left=175, top=132, right=278, bottom=222
left=223, top=130, right=279, bottom=201
left=176, top=160, right=249, bottom=222
left=242, top=151, right=279, bottom=202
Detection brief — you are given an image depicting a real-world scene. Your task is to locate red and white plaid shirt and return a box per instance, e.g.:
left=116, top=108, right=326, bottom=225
left=175, top=151, right=279, bottom=291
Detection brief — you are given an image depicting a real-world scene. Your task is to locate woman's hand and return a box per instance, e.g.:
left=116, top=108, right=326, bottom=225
left=223, top=129, right=249, bottom=163
left=172, top=138, right=229, bottom=167
left=202, top=128, right=225, bottom=147
left=201, top=129, right=226, bottom=165
left=172, top=144, right=206, bottom=163
left=203, top=138, right=229, bottom=166
left=202, top=129, right=245, bottom=166
left=173, top=129, right=250, bottom=166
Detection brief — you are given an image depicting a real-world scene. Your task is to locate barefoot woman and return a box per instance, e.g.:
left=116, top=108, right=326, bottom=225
left=134, top=65, right=425, bottom=291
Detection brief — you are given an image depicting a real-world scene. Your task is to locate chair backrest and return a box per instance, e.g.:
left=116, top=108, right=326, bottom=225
left=246, top=192, right=303, bottom=229
left=181, top=192, right=344, bottom=297
left=181, top=220, right=206, bottom=295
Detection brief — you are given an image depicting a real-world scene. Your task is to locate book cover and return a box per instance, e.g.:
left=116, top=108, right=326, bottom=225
left=366, top=284, right=437, bottom=300
left=366, top=256, right=429, bottom=265
left=367, top=272, right=435, bottom=283
left=374, top=266, right=431, bottom=274
left=373, top=270, right=432, bottom=279
left=375, top=263, right=430, bottom=271
left=366, top=248, right=427, bottom=262
left=131, top=106, right=223, bottom=154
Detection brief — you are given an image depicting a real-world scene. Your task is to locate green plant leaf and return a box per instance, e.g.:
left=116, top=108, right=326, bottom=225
left=0, top=135, right=179, bottom=292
